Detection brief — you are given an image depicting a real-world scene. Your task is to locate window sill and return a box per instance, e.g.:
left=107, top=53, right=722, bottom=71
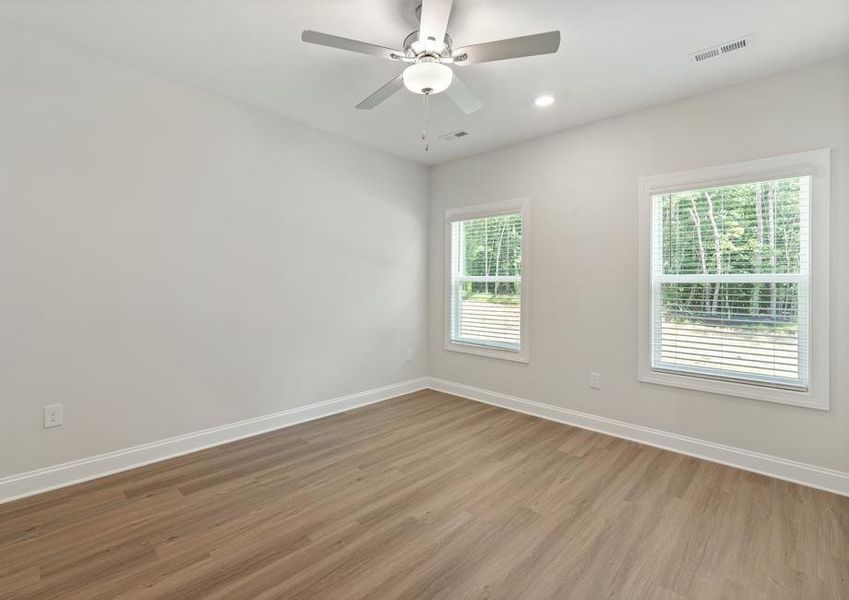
left=638, top=368, right=828, bottom=411
left=445, top=341, right=529, bottom=364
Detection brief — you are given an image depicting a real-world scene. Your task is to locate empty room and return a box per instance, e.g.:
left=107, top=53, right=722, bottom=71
left=1, top=0, right=847, bottom=598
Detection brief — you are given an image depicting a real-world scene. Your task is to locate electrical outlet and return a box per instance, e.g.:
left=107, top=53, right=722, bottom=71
left=406, top=348, right=414, bottom=361
left=589, top=372, right=601, bottom=390
left=44, top=404, right=63, bottom=428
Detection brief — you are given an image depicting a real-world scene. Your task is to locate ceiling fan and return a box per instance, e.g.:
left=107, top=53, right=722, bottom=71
left=301, top=0, right=561, bottom=115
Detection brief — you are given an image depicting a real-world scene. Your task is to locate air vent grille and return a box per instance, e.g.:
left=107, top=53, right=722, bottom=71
left=439, top=129, right=470, bottom=141
left=720, top=38, right=749, bottom=53
left=693, top=48, right=720, bottom=63
left=691, top=36, right=752, bottom=63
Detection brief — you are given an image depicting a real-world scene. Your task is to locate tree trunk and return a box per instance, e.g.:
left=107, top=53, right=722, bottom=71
left=671, top=197, right=678, bottom=273
left=767, top=182, right=778, bottom=318
left=753, top=183, right=765, bottom=315
left=704, top=192, right=722, bottom=313
left=688, top=196, right=709, bottom=312
left=484, top=221, right=489, bottom=295
left=493, top=219, right=507, bottom=295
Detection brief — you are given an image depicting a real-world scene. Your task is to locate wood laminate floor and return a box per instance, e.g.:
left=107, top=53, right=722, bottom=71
left=1, top=390, right=847, bottom=599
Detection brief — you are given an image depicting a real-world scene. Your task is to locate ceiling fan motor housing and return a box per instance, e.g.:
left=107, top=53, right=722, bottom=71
left=403, top=30, right=453, bottom=59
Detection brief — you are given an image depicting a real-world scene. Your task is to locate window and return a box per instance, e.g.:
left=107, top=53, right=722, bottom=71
left=638, top=150, right=830, bottom=409
left=445, top=199, right=529, bottom=362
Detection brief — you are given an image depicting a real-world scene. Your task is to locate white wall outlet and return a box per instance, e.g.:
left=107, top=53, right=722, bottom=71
left=406, top=348, right=414, bottom=361
left=589, top=372, right=602, bottom=390
left=44, top=404, right=63, bottom=428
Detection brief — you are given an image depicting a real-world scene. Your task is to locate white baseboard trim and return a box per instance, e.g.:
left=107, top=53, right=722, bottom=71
left=5, top=376, right=846, bottom=504
left=427, top=377, right=849, bottom=497
left=0, top=377, right=429, bottom=504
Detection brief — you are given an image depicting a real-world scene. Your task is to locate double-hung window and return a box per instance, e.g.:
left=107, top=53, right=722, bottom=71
left=445, top=199, right=529, bottom=362
left=638, top=150, right=830, bottom=409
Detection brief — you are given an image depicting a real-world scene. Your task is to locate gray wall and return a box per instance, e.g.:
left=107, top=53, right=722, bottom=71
left=2, top=23, right=846, bottom=483
left=0, top=28, right=429, bottom=478
left=428, top=56, right=849, bottom=472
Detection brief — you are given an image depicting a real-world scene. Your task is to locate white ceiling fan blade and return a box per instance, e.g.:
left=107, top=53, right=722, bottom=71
left=356, top=75, right=405, bottom=110
left=418, top=0, right=453, bottom=47
left=302, top=30, right=403, bottom=61
left=445, top=75, right=483, bottom=115
left=454, top=31, right=561, bottom=64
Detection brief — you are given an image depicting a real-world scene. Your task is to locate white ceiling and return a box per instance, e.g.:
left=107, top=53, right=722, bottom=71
left=1, top=0, right=848, bottom=165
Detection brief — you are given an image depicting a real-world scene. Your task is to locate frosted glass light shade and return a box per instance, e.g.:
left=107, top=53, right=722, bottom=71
left=403, top=61, right=453, bottom=95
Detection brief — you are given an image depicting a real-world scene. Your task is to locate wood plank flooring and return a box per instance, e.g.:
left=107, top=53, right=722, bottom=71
left=1, top=390, right=847, bottom=599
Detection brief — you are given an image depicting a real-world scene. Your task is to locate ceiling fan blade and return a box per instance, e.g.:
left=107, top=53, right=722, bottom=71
left=356, top=75, right=405, bottom=110
left=454, top=31, right=561, bottom=64
left=302, top=30, right=403, bottom=61
left=418, top=0, right=453, bottom=46
left=445, top=75, right=483, bottom=115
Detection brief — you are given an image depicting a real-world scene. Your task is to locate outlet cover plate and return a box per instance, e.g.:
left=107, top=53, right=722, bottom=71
left=589, top=372, right=601, bottom=389
left=44, top=404, right=63, bottom=428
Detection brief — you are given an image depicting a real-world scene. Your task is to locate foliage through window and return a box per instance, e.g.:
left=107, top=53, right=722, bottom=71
left=448, top=208, right=524, bottom=355
left=651, top=176, right=809, bottom=389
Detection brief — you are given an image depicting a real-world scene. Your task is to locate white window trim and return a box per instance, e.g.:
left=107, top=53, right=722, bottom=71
left=444, top=198, right=530, bottom=363
left=638, top=149, right=831, bottom=410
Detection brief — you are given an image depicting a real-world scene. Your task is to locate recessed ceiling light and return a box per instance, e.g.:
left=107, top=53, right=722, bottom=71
left=534, top=94, right=555, bottom=108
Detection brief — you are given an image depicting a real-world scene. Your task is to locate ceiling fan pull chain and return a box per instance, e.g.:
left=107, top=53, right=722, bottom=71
left=422, top=92, right=430, bottom=152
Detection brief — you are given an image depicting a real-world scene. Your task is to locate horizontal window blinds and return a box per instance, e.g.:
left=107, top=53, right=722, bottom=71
left=651, top=176, right=809, bottom=389
left=450, top=212, right=522, bottom=351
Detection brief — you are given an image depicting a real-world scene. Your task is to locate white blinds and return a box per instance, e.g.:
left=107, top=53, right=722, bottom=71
left=449, top=212, right=523, bottom=351
left=651, top=176, right=810, bottom=389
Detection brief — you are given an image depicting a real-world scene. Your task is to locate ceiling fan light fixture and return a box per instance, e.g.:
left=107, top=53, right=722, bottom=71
left=403, top=60, right=453, bottom=95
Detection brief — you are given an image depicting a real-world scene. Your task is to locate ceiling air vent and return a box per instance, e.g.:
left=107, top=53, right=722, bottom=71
left=439, top=129, right=470, bottom=141
left=720, top=38, right=750, bottom=54
left=692, top=47, right=720, bottom=63
left=691, top=36, right=752, bottom=63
